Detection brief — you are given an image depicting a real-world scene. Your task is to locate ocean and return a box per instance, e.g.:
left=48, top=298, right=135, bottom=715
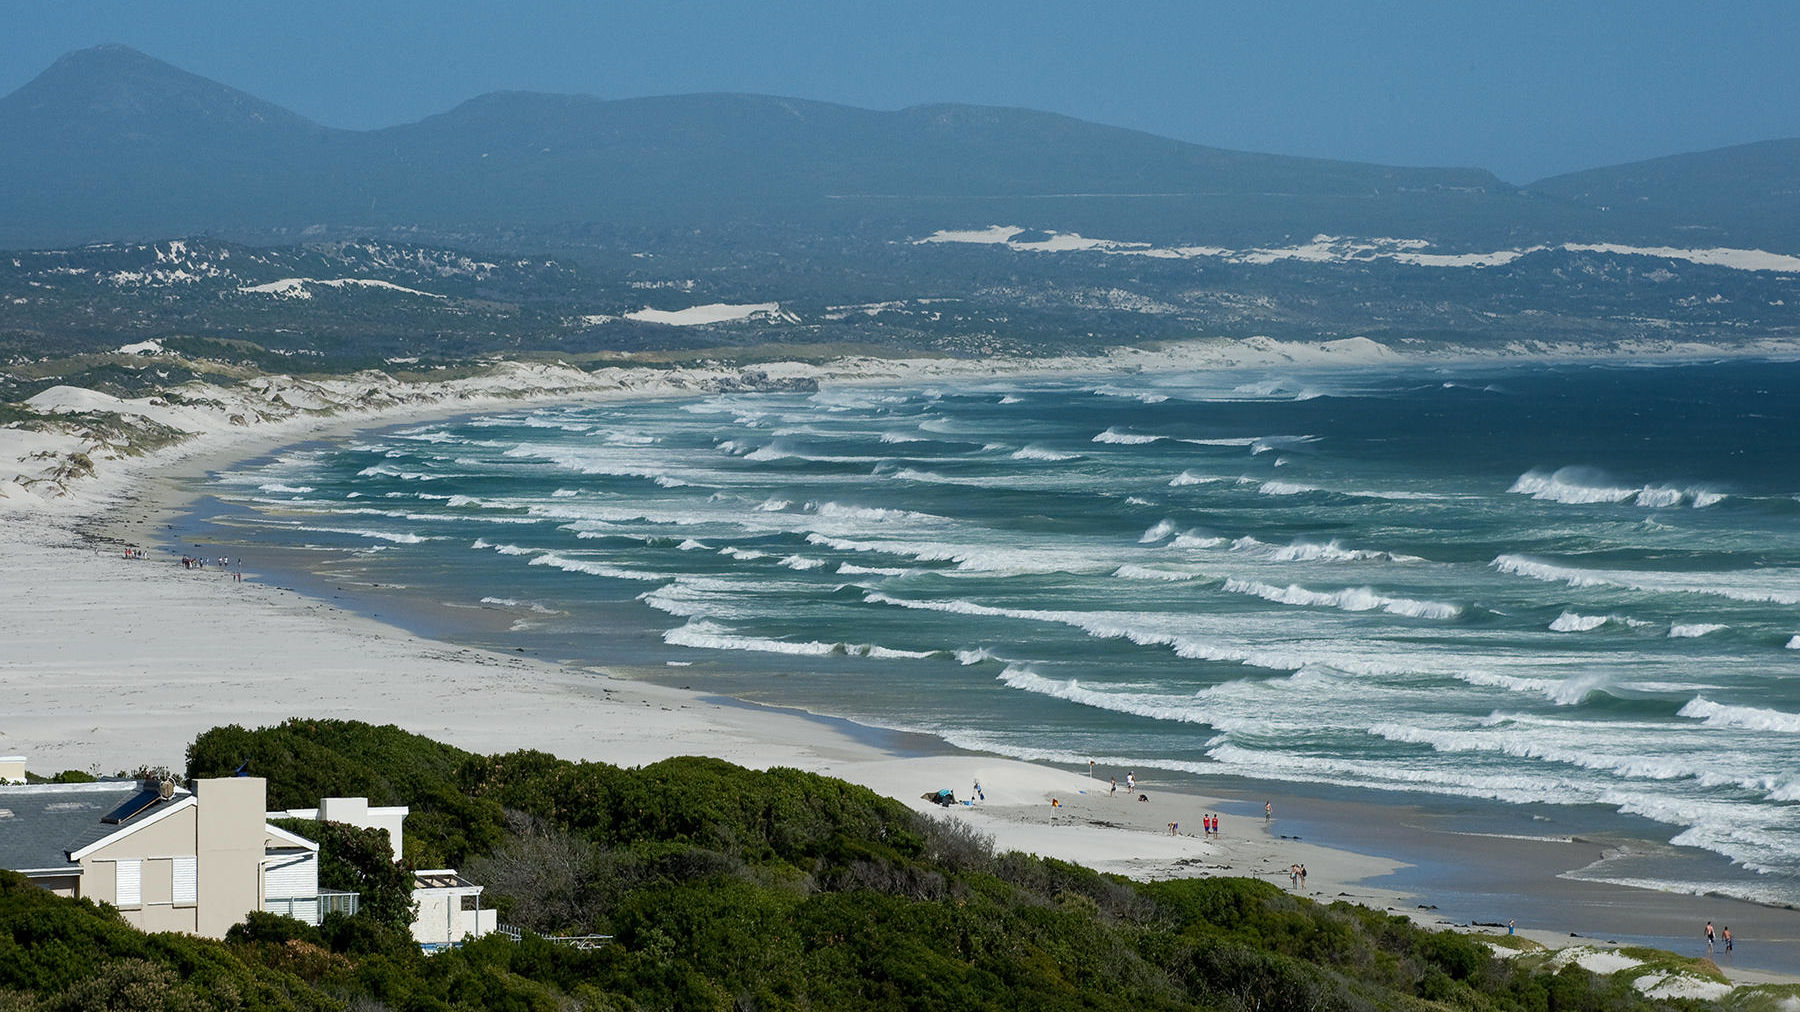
left=187, top=357, right=1800, bottom=910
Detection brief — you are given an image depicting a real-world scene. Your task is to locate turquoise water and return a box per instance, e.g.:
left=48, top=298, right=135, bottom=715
left=196, top=358, right=1800, bottom=907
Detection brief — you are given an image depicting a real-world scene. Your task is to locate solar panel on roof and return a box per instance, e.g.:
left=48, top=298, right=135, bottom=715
left=101, top=788, right=164, bottom=825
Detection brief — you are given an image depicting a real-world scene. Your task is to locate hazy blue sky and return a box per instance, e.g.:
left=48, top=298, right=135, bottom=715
left=7, top=1, right=1798, bottom=184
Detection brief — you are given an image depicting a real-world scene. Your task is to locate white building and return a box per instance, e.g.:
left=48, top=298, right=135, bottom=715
left=271, top=794, right=496, bottom=947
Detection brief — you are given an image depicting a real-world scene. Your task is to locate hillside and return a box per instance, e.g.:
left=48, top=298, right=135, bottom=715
left=3, top=45, right=1562, bottom=249
left=1529, top=138, right=1800, bottom=253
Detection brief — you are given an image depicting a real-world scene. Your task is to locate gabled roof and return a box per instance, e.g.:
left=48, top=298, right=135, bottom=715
left=264, top=822, right=319, bottom=852
left=0, top=781, right=186, bottom=872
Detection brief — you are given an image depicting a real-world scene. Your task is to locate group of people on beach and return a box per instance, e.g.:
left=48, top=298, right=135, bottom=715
left=179, top=554, right=244, bottom=580
left=1288, top=863, right=1308, bottom=890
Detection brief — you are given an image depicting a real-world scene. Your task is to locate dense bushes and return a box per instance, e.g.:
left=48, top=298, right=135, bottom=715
left=0, top=720, right=1682, bottom=1010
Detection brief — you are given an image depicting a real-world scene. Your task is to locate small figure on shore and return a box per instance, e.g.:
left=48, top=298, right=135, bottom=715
left=1089, top=759, right=1095, bottom=778
left=973, top=779, right=984, bottom=801
left=1137, top=793, right=1148, bottom=802
left=1109, top=777, right=1117, bottom=797
left=1706, top=921, right=1715, bottom=950
left=1265, top=801, right=1272, bottom=821
left=1050, top=797, right=1061, bottom=818
left=1508, top=920, right=1515, bottom=936
left=1126, top=771, right=1136, bottom=793
left=1290, top=864, right=1299, bottom=887
left=1168, top=821, right=1178, bottom=835
left=1298, top=865, right=1306, bottom=889
left=1723, top=926, right=1732, bottom=953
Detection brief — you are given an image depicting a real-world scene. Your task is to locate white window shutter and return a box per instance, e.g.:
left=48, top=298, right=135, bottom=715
left=115, top=859, right=141, bottom=906
left=172, top=856, right=197, bottom=904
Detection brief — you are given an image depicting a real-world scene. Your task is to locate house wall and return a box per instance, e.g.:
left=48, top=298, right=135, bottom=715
left=193, top=777, right=267, bottom=938
left=298, top=797, right=407, bottom=862
left=78, top=803, right=200, bottom=935
left=411, top=886, right=493, bottom=945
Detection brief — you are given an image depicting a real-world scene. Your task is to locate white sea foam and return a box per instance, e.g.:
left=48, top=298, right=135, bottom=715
left=1222, top=578, right=1460, bottom=619
left=1140, top=519, right=1178, bottom=543
left=838, top=563, right=909, bottom=576
left=1492, top=554, right=1800, bottom=604
left=1232, top=537, right=1420, bottom=563
left=1789, top=635, right=1800, bottom=650
left=1171, top=533, right=1226, bottom=549
left=719, top=547, right=769, bottom=560
left=1549, top=612, right=1611, bottom=632
left=1257, top=481, right=1319, bottom=496
left=955, top=648, right=993, bottom=665
left=294, top=525, right=429, bottom=544
left=1678, top=696, right=1800, bottom=733
left=1092, top=427, right=1164, bottom=445
left=1667, top=623, right=1727, bottom=638
left=677, top=539, right=710, bottom=551
left=259, top=483, right=315, bottom=494
left=1113, top=564, right=1194, bottom=581
left=1169, top=470, right=1222, bottom=486
left=779, top=555, right=827, bottom=571
left=879, top=432, right=927, bottom=443
left=528, top=552, right=670, bottom=582
left=1509, top=468, right=1725, bottom=508
left=812, top=502, right=937, bottom=523
left=1010, top=446, right=1079, bottom=461
left=664, top=618, right=935, bottom=659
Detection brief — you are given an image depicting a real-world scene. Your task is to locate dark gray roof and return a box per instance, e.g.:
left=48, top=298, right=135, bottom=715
left=0, top=781, right=186, bottom=872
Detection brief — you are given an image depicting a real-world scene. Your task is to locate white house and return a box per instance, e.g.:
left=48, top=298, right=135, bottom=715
left=271, top=794, right=496, bottom=947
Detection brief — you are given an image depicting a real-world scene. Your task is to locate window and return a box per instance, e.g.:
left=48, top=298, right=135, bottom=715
left=172, top=856, right=197, bottom=905
left=460, top=894, right=479, bottom=912
left=115, top=860, right=141, bottom=906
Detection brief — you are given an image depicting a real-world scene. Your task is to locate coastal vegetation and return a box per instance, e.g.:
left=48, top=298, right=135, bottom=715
left=0, top=717, right=1729, bottom=1011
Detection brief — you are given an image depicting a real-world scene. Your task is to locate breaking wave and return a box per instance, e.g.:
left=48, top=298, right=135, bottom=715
left=1509, top=468, right=1725, bottom=508
left=1222, top=578, right=1460, bottom=619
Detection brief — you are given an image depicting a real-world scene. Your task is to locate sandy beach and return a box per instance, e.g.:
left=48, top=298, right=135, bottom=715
left=4, top=339, right=1799, bottom=992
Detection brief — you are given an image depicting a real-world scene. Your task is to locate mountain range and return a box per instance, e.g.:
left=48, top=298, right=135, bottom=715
left=3, top=44, right=1796, bottom=252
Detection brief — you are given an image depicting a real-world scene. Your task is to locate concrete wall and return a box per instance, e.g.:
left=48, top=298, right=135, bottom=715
left=193, top=777, right=267, bottom=938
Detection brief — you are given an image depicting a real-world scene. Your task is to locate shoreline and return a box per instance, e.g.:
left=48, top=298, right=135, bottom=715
left=5, top=339, right=1800, bottom=988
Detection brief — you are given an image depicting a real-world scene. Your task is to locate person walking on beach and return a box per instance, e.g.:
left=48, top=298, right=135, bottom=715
left=1289, top=864, right=1299, bottom=888
left=1723, top=926, right=1732, bottom=954
left=1706, top=921, right=1715, bottom=950
left=1110, top=777, right=1117, bottom=797
left=1126, top=771, right=1135, bottom=793
left=973, top=779, right=984, bottom=802
left=1299, top=865, right=1307, bottom=889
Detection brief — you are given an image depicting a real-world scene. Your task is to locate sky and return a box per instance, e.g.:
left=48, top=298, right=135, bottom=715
left=6, top=1, right=1799, bottom=184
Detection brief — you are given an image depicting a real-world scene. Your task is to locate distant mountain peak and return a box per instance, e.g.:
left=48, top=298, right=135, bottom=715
left=2, top=43, right=325, bottom=137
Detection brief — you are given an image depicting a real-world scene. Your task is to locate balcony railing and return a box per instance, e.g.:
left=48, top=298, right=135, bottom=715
left=264, top=890, right=359, bottom=925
